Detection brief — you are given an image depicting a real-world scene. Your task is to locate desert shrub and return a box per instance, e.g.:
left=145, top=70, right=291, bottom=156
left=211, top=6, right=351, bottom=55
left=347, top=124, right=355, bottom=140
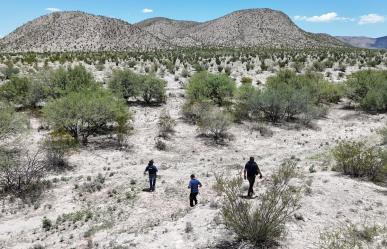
left=0, top=103, right=28, bottom=140
left=378, top=125, right=387, bottom=145
left=0, top=148, right=47, bottom=196
left=198, top=108, right=232, bottom=141
left=155, top=139, right=167, bottom=151
left=43, top=133, right=77, bottom=171
left=332, top=141, right=387, bottom=182
left=42, top=217, right=52, bottom=231
left=48, top=65, right=96, bottom=98
left=158, top=109, right=176, bottom=138
left=216, top=159, right=302, bottom=246
left=141, top=76, right=167, bottom=104
left=319, top=222, right=386, bottom=249
left=234, top=84, right=260, bottom=121
left=181, top=68, right=190, bottom=78
left=0, top=76, right=31, bottom=106
left=241, top=77, right=253, bottom=85
left=242, top=70, right=341, bottom=123
left=1, top=62, right=19, bottom=79
left=187, top=72, right=236, bottom=106
left=80, top=173, right=105, bottom=193
left=108, top=69, right=143, bottom=100
left=345, top=70, right=387, bottom=112
left=109, top=69, right=166, bottom=104
left=182, top=100, right=214, bottom=124
left=43, top=88, right=132, bottom=144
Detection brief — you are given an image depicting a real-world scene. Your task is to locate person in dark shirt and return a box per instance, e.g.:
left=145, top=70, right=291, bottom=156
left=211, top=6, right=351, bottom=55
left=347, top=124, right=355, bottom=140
left=188, top=174, right=202, bottom=207
left=244, top=157, right=262, bottom=197
left=144, top=160, right=158, bottom=192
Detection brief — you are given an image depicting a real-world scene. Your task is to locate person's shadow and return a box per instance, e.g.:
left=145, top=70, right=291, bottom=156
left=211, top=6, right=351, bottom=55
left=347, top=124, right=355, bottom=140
left=142, top=188, right=152, bottom=192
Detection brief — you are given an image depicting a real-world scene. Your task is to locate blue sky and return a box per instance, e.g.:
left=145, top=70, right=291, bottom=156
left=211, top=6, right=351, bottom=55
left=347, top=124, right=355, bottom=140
left=0, top=0, right=386, bottom=38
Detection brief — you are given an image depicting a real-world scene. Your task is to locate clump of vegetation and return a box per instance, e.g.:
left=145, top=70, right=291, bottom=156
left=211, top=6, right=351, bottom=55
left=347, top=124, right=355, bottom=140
left=345, top=70, right=387, bottom=113
left=43, top=88, right=132, bottom=145
left=186, top=71, right=236, bottom=106
left=108, top=69, right=167, bottom=104
left=158, top=109, right=176, bottom=138
left=198, top=108, right=232, bottom=142
left=0, top=148, right=48, bottom=197
left=79, top=173, right=105, bottom=193
left=319, top=222, right=387, bottom=249
left=0, top=103, right=28, bottom=140
left=42, top=216, right=52, bottom=231
left=332, top=141, right=387, bottom=182
left=216, top=159, right=302, bottom=247
left=236, top=70, right=341, bottom=123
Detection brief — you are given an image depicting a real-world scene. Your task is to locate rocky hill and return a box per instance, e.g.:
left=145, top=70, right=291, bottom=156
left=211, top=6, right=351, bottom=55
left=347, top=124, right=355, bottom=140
left=135, top=9, right=346, bottom=49
left=336, top=36, right=387, bottom=49
left=0, top=11, right=169, bottom=52
left=0, top=9, right=346, bottom=52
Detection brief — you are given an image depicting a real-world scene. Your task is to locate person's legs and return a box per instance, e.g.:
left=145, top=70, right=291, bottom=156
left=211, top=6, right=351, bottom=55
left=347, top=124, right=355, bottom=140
left=152, top=175, right=156, bottom=191
left=194, top=193, right=198, bottom=205
left=189, top=193, right=195, bottom=207
left=149, top=175, right=156, bottom=191
left=247, top=176, right=256, bottom=197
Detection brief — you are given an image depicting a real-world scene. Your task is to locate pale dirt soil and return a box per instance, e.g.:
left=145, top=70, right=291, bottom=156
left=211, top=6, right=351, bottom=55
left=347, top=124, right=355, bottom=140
left=1, top=71, right=387, bottom=249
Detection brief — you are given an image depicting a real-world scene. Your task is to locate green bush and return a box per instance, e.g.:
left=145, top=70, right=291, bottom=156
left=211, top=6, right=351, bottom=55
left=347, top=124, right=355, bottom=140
left=108, top=69, right=166, bottom=104
left=241, top=77, right=253, bottom=85
left=0, top=76, right=31, bottom=106
left=332, top=141, right=387, bottom=182
left=158, top=109, right=176, bottom=138
left=216, top=159, right=302, bottom=246
left=43, top=88, right=132, bottom=144
left=345, top=70, right=387, bottom=113
left=142, top=76, right=167, bottom=104
left=319, top=222, right=386, bottom=249
left=108, top=69, right=143, bottom=100
left=198, top=108, right=232, bottom=141
left=182, top=100, right=214, bottom=124
left=0, top=103, right=28, bottom=139
left=239, top=70, right=341, bottom=123
left=187, top=72, right=236, bottom=106
left=42, top=217, right=52, bottom=231
left=48, top=65, right=96, bottom=98
left=1, top=62, right=19, bottom=79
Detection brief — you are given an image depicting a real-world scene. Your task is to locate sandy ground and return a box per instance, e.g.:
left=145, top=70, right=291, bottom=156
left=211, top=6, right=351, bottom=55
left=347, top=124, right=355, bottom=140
left=1, top=70, right=387, bottom=249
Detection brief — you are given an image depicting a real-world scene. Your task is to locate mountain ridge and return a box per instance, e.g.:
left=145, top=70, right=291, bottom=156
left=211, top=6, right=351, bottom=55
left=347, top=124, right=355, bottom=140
left=0, top=9, right=347, bottom=52
left=336, top=36, right=387, bottom=49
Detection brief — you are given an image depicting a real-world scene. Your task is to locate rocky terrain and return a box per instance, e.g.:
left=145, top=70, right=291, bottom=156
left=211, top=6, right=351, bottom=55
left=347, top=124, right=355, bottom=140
left=0, top=49, right=387, bottom=248
left=0, top=11, right=169, bottom=53
left=0, top=9, right=347, bottom=52
left=337, top=36, right=387, bottom=49
left=136, top=9, right=346, bottom=49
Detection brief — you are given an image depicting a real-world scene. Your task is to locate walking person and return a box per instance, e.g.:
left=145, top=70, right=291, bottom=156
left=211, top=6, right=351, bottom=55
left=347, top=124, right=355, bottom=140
left=188, top=174, right=202, bottom=207
left=144, top=160, right=158, bottom=192
left=244, top=157, right=263, bottom=197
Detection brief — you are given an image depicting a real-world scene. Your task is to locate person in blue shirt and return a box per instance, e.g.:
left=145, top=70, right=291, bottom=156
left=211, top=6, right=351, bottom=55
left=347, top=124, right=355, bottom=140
left=144, top=160, right=158, bottom=192
left=188, top=174, right=202, bottom=207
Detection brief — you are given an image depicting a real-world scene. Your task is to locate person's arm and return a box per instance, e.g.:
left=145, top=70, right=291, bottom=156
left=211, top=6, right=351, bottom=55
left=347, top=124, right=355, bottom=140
left=144, top=166, right=149, bottom=175
left=188, top=180, right=191, bottom=189
left=199, top=181, right=202, bottom=188
left=244, top=164, right=247, bottom=180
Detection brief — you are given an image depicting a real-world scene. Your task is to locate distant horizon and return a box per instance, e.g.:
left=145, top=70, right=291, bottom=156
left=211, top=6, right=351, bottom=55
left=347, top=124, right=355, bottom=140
left=0, top=1, right=386, bottom=38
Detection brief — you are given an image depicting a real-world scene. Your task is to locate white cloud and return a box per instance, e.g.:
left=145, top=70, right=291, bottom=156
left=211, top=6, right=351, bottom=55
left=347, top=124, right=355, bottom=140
left=142, top=8, right=153, bottom=14
left=358, top=14, right=385, bottom=25
left=45, top=8, right=62, bottom=12
left=294, top=12, right=353, bottom=23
